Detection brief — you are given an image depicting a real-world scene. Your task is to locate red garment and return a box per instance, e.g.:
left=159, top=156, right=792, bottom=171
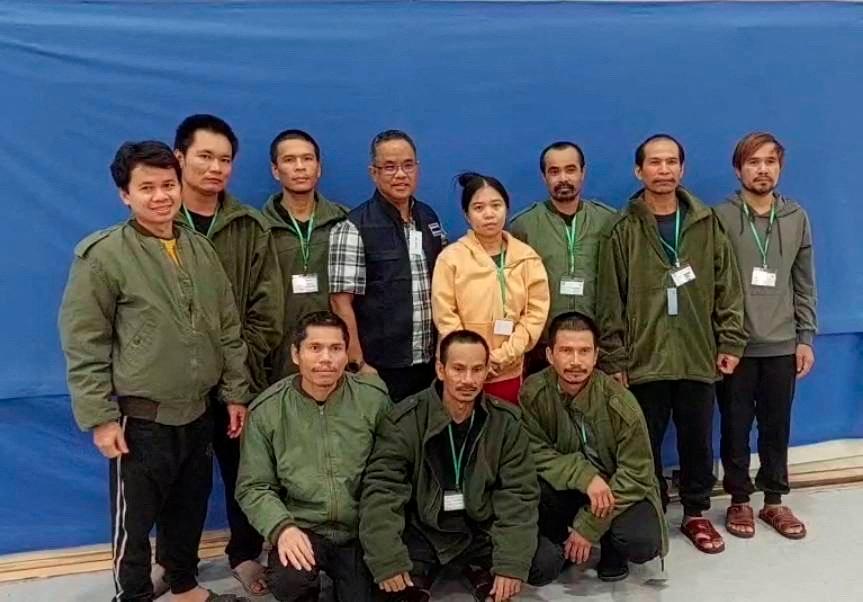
left=483, top=376, right=522, bottom=405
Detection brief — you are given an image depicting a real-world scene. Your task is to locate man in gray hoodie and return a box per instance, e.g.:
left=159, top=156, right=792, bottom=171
left=714, top=132, right=817, bottom=542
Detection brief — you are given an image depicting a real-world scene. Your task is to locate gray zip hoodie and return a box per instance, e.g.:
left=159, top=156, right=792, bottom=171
left=714, top=192, right=817, bottom=357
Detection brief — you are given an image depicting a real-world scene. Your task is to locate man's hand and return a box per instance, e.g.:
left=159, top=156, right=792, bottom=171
left=226, top=403, right=247, bottom=439
left=92, top=422, right=129, bottom=459
left=276, top=526, right=316, bottom=572
left=611, top=372, right=628, bottom=388
left=564, top=530, right=593, bottom=565
left=488, top=575, right=522, bottom=601
left=796, top=344, right=815, bottom=379
left=358, top=362, right=378, bottom=377
left=586, top=475, right=615, bottom=518
left=716, top=353, right=740, bottom=375
left=378, top=572, right=413, bottom=593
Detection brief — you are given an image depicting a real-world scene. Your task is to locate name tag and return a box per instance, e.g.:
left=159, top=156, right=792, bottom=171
left=667, top=287, right=679, bottom=316
left=752, top=266, right=777, bottom=288
left=670, top=263, right=696, bottom=287
left=408, top=230, right=423, bottom=256
left=560, top=277, right=585, bottom=296
left=291, top=274, right=319, bottom=294
left=443, top=491, right=465, bottom=512
left=493, top=319, right=514, bottom=336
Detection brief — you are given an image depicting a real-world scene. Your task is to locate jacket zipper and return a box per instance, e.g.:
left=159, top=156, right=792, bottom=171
left=319, top=404, right=338, bottom=536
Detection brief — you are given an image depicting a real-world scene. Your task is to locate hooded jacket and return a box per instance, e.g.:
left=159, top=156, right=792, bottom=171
left=713, top=192, right=817, bottom=356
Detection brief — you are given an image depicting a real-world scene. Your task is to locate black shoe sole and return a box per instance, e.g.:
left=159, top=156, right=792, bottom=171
left=598, top=567, right=630, bottom=582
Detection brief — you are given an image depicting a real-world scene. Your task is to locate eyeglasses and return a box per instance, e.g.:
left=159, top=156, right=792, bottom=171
left=373, top=161, right=418, bottom=176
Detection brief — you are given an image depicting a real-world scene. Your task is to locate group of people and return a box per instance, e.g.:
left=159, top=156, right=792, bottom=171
left=57, top=115, right=817, bottom=602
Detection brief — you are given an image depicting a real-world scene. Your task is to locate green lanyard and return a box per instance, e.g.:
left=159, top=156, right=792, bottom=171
left=183, top=206, right=218, bottom=238
left=287, top=210, right=315, bottom=273
left=563, top=212, right=581, bottom=274
left=743, top=201, right=775, bottom=268
left=447, top=412, right=475, bottom=490
left=658, top=208, right=682, bottom=267
left=496, top=249, right=508, bottom=314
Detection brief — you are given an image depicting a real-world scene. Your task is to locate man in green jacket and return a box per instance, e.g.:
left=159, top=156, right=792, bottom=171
left=59, top=141, right=249, bottom=602
left=597, top=134, right=747, bottom=555
left=520, top=312, right=667, bottom=583
left=510, top=141, right=615, bottom=374
left=169, top=114, right=284, bottom=596
left=360, top=330, right=563, bottom=602
left=236, top=311, right=391, bottom=602
left=262, top=129, right=349, bottom=382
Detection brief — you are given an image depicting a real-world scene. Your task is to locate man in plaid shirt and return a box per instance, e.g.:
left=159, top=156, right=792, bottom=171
left=329, top=130, right=447, bottom=402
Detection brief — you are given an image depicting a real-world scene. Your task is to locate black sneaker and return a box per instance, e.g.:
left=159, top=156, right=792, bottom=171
left=463, top=565, right=494, bottom=601
left=596, top=545, right=629, bottom=582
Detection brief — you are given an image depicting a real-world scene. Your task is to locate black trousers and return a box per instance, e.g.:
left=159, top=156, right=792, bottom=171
left=266, top=532, right=374, bottom=602
left=629, top=380, right=716, bottom=515
left=377, top=362, right=435, bottom=403
left=717, top=355, right=796, bottom=504
left=386, top=522, right=563, bottom=597
left=538, top=480, right=661, bottom=565
left=110, top=413, right=213, bottom=601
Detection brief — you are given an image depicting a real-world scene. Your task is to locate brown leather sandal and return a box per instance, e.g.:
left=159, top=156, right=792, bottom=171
left=759, top=506, right=807, bottom=540
left=680, top=518, right=726, bottom=554
left=725, top=503, right=755, bottom=539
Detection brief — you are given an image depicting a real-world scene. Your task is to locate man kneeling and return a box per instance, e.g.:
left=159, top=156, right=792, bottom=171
left=520, top=312, right=667, bottom=582
left=360, top=330, right=563, bottom=602
left=236, top=311, right=391, bottom=601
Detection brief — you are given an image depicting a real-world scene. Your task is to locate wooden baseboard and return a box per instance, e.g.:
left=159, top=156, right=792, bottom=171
left=3, top=468, right=863, bottom=584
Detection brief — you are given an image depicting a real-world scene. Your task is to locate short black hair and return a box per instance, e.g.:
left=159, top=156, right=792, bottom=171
left=635, top=133, right=685, bottom=167
left=438, top=330, right=490, bottom=365
left=370, top=129, right=417, bottom=162
left=292, top=311, right=350, bottom=350
left=174, top=114, right=239, bottom=158
left=540, top=141, right=586, bottom=173
left=457, top=172, right=510, bottom=213
left=270, top=129, right=320, bottom=164
left=110, top=140, right=182, bottom=192
left=547, top=311, right=600, bottom=348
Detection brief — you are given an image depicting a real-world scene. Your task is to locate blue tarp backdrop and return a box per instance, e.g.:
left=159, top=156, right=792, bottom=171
left=1, top=1, right=861, bottom=555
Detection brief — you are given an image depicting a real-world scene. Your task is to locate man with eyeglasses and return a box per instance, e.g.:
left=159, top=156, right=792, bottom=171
left=329, top=130, right=447, bottom=402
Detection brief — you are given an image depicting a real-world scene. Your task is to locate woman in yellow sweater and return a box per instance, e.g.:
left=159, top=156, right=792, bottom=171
left=432, top=172, right=550, bottom=403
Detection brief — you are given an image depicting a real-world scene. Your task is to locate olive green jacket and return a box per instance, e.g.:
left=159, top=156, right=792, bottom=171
left=59, top=221, right=249, bottom=430
left=596, top=188, right=747, bottom=384
left=520, top=368, right=667, bottom=554
left=236, top=374, right=391, bottom=545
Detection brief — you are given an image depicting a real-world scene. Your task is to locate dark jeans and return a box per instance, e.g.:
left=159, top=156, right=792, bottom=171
left=212, top=401, right=264, bottom=567
left=377, top=362, right=435, bottom=403
left=110, top=413, right=213, bottom=601
left=382, top=523, right=563, bottom=599
left=538, top=480, right=661, bottom=565
left=266, top=532, right=374, bottom=602
left=629, top=380, right=716, bottom=515
left=717, top=355, right=796, bottom=504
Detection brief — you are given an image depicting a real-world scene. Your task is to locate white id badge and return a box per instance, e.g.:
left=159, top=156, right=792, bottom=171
left=493, top=319, right=514, bottom=336
left=751, top=267, right=777, bottom=287
left=408, top=230, right=423, bottom=256
left=667, top=287, right=679, bottom=316
left=291, top=274, right=319, bottom=294
left=670, top=263, right=696, bottom=287
left=560, top=277, right=585, bottom=296
left=443, top=491, right=465, bottom=512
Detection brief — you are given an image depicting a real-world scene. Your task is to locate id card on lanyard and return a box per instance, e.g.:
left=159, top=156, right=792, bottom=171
left=493, top=249, right=515, bottom=335
left=288, top=210, right=319, bottom=294
left=560, top=212, right=585, bottom=296
left=744, top=201, right=778, bottom=288
left=443, top=413, right=475, bottom=512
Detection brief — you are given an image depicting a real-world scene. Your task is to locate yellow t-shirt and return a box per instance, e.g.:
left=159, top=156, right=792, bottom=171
left=160, top=239, right=180, bottom=266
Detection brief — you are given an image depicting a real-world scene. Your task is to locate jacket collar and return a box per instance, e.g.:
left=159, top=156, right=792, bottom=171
left=422, top=382, right=490, bottom=443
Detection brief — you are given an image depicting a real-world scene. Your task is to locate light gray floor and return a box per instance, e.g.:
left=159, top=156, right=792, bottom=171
left=2, top=485, right=861, bottom=602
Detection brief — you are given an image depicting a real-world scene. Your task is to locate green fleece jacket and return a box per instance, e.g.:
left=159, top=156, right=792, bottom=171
left=261, top=193, right=348, bottom=382
left=596, top=188, right=747, bottom=384
left=510, top=199, right=616, bottom=325
left=59, top=221, right=249, bottom=430
left=360, top=385, right=539, bottom=583
left=520, top=368, right=668, bottom=554
left=236, top=374, right=391, bottom=545
left=713, top=192, right=817, bottom=357
left=177, top=194, right=283, bottom=395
